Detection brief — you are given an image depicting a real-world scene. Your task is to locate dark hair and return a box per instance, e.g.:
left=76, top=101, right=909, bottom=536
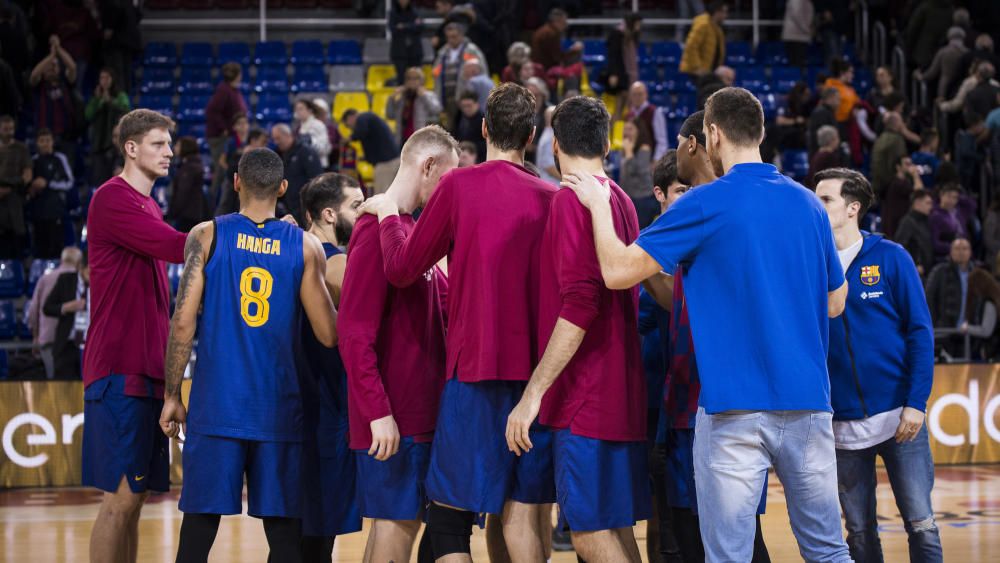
left=484, top=82, right=536, bottom=152
left=548, top=7, right=567, bottom=20
left=678, top=110, right=706, bottom=147
left=237, top=147, right=285, bottom=198
left=231, top=112, right=248, bottom=127
left=939, top=182, right=963, bottom=195
left=295, top=98, right=318, bottom=115
left=340, top=108, right=359, bottom=123
left=99, top=67, right=120, bottom=96
left=653, top=149, right=679, bottom=190
left=883, top=91, right=905, bottom=111
left=177, top=136, right=199, bottom=158
left=247, top=128, right=267, bottom=144
left=963, top=108, right=984, bottom=125
left=920, top=128, right=939, bottom=146
left=301, top=173, right=360, bottom=222
left=910, top=188, right=932, bottom=204
left=814, top=167, right=875, bottom=217
left=830, top=58, right=853, bottom=77
left=707, top=1, right=728, bottom=14
left=459, top=140, right=477, bottom=155
left=221, top=62, right=242, bottom=83
left=460, top=90, right=479, bottom=104
left=551, top=95, right=610, bottom=159
left=704, top=88, right=763, bottom=147
left=35, top=127, right=53, bottom=139
left=893, top=153, right=909, bottom=169
left=117, top=109, right=175, bottom=155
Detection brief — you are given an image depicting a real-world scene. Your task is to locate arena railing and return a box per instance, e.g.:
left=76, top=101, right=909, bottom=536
left=872, top=20, right=887, bottom=69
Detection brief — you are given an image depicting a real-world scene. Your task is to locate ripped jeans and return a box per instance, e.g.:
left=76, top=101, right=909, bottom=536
left=836, top=425, right=943, bottom=563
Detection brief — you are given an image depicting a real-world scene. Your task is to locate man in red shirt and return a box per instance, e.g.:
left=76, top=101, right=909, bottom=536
left=340, top=125, right=458, bottom=563
left=360, top=83, right=557, bottom=562
left=82, top=109, right=187, bottom=563
left=506, top=95, right=649, bottom=562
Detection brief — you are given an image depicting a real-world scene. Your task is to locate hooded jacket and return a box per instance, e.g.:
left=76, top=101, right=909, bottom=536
left=828, top=232, right=934, bottom=421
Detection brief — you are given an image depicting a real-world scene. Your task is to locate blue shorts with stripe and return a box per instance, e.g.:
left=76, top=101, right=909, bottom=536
left=355, top=437, right=431, bottom=521
left=425, top=378, right=556, bottom=516
left=82, top=375, right=169, bottom=494
left=553, top=429, right=652, bottom=532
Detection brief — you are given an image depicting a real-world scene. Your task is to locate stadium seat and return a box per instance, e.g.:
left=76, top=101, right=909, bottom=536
left=254, top=41, right=288, bottom=66
left=329, top=65, right=366, bottom=91
left=168, top=264, right=184, bottom=296
left=177, top=95, right=211, bottom=122
left=421, top=37, right=435, bottom=64
left=772, top=67, right=803, bottom=94
left=218, top=42, right=251, bottom=66
left=651, top=41, right=683, bottom=66
left=582, top=39, right=607, bottom=65
left=178, top=67, right=214, bottom=95
left=673, top=92, right=696, bottom=117
left=736, top=66, right=769, bottom=93
left=291, top=40, right=325, bottom=65
left=853, top=67, right=873, bottom=96
left=807, top=66, right=827, bottom=90
left=782, top=149, right=810, bottom=182
left=667, top=118, right=683, bottom=142
left=725, top=41, right=753, bottom=66
left=255, top=66, right=290, bottom=93
left=139, top=68, right=176, bottom=95
left=333, top=92, right=370, bottom=121
left=255, top=93, right=292, bottom=123
left=601, top=92, right=617, bottom=114
left=181, top=42, right=215, bottom=67
left=0, top=261, right=25, bottom=299
left=17, top=302, right=31, bottom=340
left=636, top=42, right=651, bottom=66
left=755, top=41, right=788, bottom=66
left=26, top=259, right=59, bottom=297
left=177, top=121, right=207, bottom=140
left=362, top=38, right=391, bottom=64
left=649, top=83, right=671, bottom=108
left=806, top=43, right=824, bottom=66
left=292, top=65, right=327, bottom=93
left=661, top=71, right=694, bottom=93
left=367, top=64, right=397, bottom=93
left=639, top=65, right=659, bottom=84
left=371, top=91, right=392, bottom=120
left=143, top=42, right=177, bottom=68
left=0, top=301, right=15, bottom=340
left=759, top=92, right=783, bottom=121
left=137, top=95, right=175, bottom=118
left=610, top=120, right=624, bottom=151
left=328, top=40, right=362, bottom=65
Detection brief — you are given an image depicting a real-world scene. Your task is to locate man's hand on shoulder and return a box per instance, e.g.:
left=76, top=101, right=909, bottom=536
left=358, top=194, right=400, bottom=222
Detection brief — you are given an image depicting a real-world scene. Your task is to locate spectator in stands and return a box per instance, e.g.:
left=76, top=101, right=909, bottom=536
left=867, top=66, right=898, bottom=111
left=871, top=112, right=909, bottom=198
left=433, top=21, right=488, bottom=130
left=895, top=189, right=936, bottom=276
left=965, top=269, right=1000, bottom=360
left=807, top=125, right=844, bottom=188
left=807, top=87, right=840, bottom=155
left=524, top=77, right=550, bottom=161
left=696, top=65, right=735, bottom=110
left=823, top=58, right=860, bottom=126
left=294, top=98, right=332, bottom=169
left=99, top=0, right=143, bottom=94
left=814, top=0, right=848, bottom=66
left=0, top=114, right=31, bottom=258
left=42, top=249, right=89, bottom=378
left=905, top=0, right=955, bottom=71
left=501, top=42, right=541, bottom=84
left=216, top=128, right=268, bottom=216
left=451, top=90, right=487, bottom=163
left=915, top=27, right=968, bottom=101
left=781, top=0, right=814, bottom=68
left=622, top=81, right=668, bottom=161
left=40, top=0, right=100, bottom=86
left=531, top=8, right=582, bottom=72
left=983, top=200, right=1000, bottom=267
left=0, top=2, right=30, bottom=89
left=311, top=98, right=342, bottom=170
left=219, top=113, right=250, bottom=179
left=0, top=45, right=21, bottom=118
left=167, top=137, right=207, bottom=233
left=458, top=140, right=478, bottom=167
left=603, top=12, right=643, bottom=109
left=462, top=58, right=495, bottom=109
left=954, top=110, right=990, bottom=193
left=534, top=105, right=558, bottom=185
left=963, top=34, right=998, bottom=75
left=620, top=121, right=656, bottom=228
left=389, top=0, right=424, bottom=85
left=773, top=82, right=812, bottom=151
left=926, top=237, right=978, bottom=356
left=387, top=66, right=443, bottom=145
left=29, top=129, right=73, bottom=259
left=340, top=109, right=401, bottom=194
left=680, top=2, right=727, bottom=77
left=930, top=183, right=970, bottom=261
left=28, top=246, right=82, bottom=379
left=272, top=123, right=322, bottom=222
left=965, top=62, right=999, bottom=118
left=910, top=130, right=941, bottom=190
left=882, top=155, right=926, bottom=238
left=30, top=36, right=79, bottom=147
left=206, top=62, right=248, bottom=202
left=952, top=8, right=974, bottom=51
left=85, top=68, right=130, bottom=188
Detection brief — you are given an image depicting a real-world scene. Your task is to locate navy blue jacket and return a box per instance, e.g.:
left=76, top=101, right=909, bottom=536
left=828, top=232, right=934, bottom=420
left=639, top=287, right=669, bottom=411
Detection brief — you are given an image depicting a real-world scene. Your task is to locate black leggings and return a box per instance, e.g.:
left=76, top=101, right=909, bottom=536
left=177, top=513, right=303, bottom=563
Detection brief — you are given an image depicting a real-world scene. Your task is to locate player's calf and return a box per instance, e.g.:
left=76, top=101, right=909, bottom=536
left=364, top=519, right=421, bottom=563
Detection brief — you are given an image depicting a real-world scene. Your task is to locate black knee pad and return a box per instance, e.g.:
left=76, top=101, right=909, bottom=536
left=426, top=504, right=475, bottom=557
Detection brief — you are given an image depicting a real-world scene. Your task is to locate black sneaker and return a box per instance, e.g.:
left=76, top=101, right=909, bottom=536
left=552, top=526, right=573, bottom=552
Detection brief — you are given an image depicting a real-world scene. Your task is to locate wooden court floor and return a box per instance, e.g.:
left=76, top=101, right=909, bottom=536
left=3, top=464, right=999, bottom=562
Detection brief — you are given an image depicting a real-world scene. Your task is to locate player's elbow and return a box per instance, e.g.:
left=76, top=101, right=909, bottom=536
left=170, top=315, right=197, bottom=341
left=316, top=315, right=338, bottom=348
left=604, top=269, right=635, bottom=291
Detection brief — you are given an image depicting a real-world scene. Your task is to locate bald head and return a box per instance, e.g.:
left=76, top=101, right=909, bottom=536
left=628, top=81, right=648, bottom=108
left=401, top=125, right=461, bottom=165
left=715, top=65, right=735, bottom=86
left=60, top=247, right=82, bottom=267
left=270, top=123, right=293, bottom=152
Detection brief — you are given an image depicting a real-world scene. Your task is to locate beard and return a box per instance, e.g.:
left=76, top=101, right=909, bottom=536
left=335, top=214, right=354, bottom=246
left=708, top=146, right=725, bottom=178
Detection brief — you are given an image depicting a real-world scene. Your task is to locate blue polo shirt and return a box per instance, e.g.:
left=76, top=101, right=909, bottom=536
left=635, top=163, right=844, bottom=414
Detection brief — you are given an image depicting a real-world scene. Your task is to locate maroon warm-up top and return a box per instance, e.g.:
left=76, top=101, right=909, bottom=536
left=339, top=215, right=448, bottom=450
left=83, top=176, right=186, bottom=398
left=377, top=160, right=558, bottom=382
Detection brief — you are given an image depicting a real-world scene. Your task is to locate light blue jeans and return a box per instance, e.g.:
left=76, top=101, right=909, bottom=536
left=694, top=408, right=852, bottom=562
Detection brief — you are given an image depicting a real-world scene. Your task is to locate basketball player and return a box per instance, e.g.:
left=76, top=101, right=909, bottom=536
left=563, top=88, right=851, bottom=562
left=339, top=126, right=458, bottom=563
left=359, top=83, right=557, bottom=562
left=505, top=95, right=649, bottom=562
left=297, top=173, right=366, bottom=561
left=82, top=109, right=187, bottom=563
left=815, top=168, right=942, bottom=562
left=159, top=147, right=338, bottom=562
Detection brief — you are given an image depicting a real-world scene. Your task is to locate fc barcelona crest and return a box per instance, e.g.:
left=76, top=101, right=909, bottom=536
left=860, top=265, right=880, bottom=286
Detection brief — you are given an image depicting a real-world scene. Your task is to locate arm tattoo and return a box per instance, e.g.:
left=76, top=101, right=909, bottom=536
left=164, top=231, right=205, bottom=398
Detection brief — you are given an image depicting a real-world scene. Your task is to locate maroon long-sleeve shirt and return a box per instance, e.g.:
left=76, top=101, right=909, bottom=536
left=537, top=181, right=647, bottom=442
left=377, top=160, right=558, bottom=382
left=339, top=215, right=448, bottom=450
left=205, top=82, right=247, bottom=138
left=83, top=177, right=186, bottom=398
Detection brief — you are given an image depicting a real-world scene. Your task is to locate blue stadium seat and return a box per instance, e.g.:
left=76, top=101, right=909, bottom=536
left=662, top=71, right=694, bottom=94
left=177, top=95, right=210, bottom=122
left=651, top=42, right=683, bottom=66
left=842, top=42, right=859, bottom=65
left=853, top=68, right=873, bottom=96
left=672, top=92, right=696, bottom=118
left=328, top=40, right=362, bottom=65
left=667, top=118, right=683, bottom=142
left=291, top=40, right=325, bottom=65
left=17, top=302, right=31, bottom=340
left=0, top=301, right=15, bottom=340
left=143, top=42, right=177, bottom=68
left=807, top=66, right=827, bottom=90
left=255, top=93, right=292, bottom=123
left=255, top=66, right=290, bottom=93
left=218, top=42, right=251, bottom=67
left=178, top=67, right=213, bottom=95
left=639, top=65, right=659, bottom=84
left=26, top=259, right=60, bottom=297
left=582, top=40, right=607, bottom=65
left=139, top=68, right=176, bottom=95
left=725, top=41, right=753, bottom=66
left=254, top=41, right=288, bottom=66
left=137, top=95, right=175, bottom=118
left=292, top=65, right=327, bottom=93
left=782, top=149, right=810, bottom=182
left=0, top=261, right=25, bottom=299
left=636, top=42, right=651, bottom=66
left=737, top=66, right=769, bottom=93
left=807, top=44, right=825, bottom=66
left=181, top=42, right=215, bottom=67
left=759, top=92, right=783, bottom=121
left=168, top=264, right=183, bottom=296
left=176, top=121, right=207, bottom=140
left=772, top=67, right=803, bottom=93
left=649, top=83, right=671, bottom=108
left=755, top=41, right=788, bottom=66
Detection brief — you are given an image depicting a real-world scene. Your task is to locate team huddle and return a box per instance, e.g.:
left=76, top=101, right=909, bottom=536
left=80, top=82, right=942, bottom=563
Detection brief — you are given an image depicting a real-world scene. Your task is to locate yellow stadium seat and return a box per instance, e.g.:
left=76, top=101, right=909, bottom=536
left=371, top=91, right=391, bottom=119
left=367, top=64, right=396, bottom=93
left=358, top=161, right=374, bottom=184
left=333, top=91, right=370, bottom=135
left=581, top=67, right=592, bottom=97
left=610, top=120, right=624, bottom=151
left=602, top=92, right=618, bottom=113
left=423, top=64, right=434, bottom=90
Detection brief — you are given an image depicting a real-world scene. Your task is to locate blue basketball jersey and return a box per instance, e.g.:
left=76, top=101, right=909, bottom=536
left=188, top=213, right=305, bottom=442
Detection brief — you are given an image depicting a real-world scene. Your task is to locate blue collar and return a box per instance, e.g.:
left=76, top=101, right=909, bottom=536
left=727, top=162, right=779, bottom=176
